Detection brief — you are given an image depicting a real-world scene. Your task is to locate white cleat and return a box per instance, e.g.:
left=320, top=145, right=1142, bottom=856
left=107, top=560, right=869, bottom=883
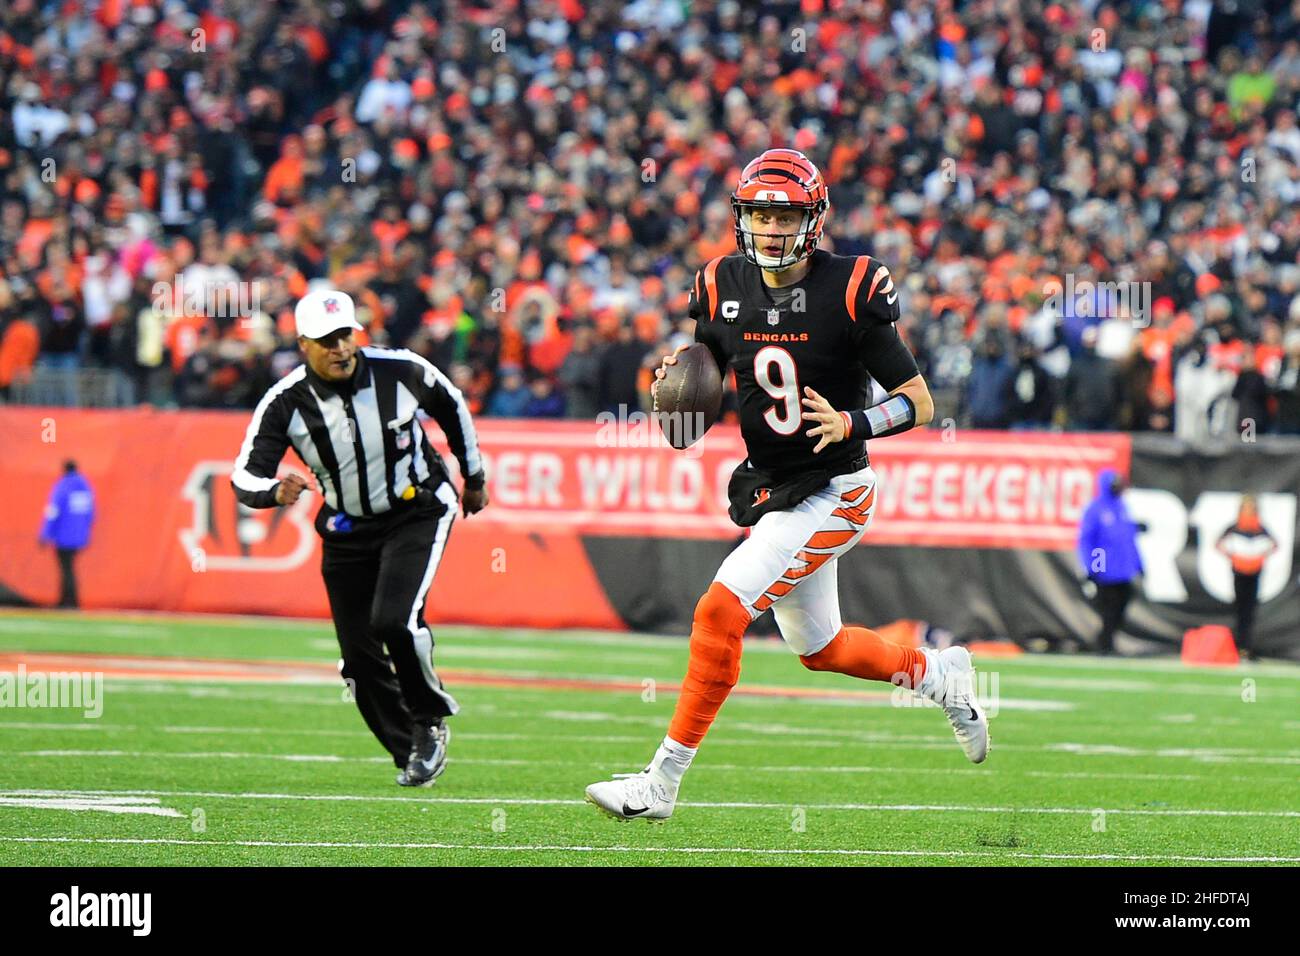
left=919, top=645, right=990, bottom=763
left=585, top=768, right=678, bottom=822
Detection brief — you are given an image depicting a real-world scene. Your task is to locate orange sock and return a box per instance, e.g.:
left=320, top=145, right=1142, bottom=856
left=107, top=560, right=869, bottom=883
left=667, top=582, right=752, bottom=748
left=799, top=626, right=927, bottom=687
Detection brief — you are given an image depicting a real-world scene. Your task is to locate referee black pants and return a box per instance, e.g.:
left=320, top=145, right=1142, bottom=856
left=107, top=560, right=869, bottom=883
left=317, top=482, right=460, bottom=768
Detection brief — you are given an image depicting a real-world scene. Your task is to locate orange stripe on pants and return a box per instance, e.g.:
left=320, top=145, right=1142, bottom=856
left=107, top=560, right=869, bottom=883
left=749, top=511, right=867, bottom=613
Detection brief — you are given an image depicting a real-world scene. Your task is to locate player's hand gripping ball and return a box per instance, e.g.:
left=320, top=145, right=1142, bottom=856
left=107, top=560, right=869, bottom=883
left=653, top=343, right=723, bottom=449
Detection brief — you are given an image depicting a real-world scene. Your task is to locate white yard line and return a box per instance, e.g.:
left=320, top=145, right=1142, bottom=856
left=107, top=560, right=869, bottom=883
left=161, top=725, right=363, bottom=737
left=972, top=652, right=1300, bottom=679
left=5, top=749, right=1294, bottom=780
left=84, top=669, right=1297, bottom=705
left=0, top=721, right=337, bottom=735
left=98, top=683, right=350, bottom=704
left=17, top=749, right=369, bottom=762
left=2, top=788, right=1296, bottom=819
left=0, top=794, right=183, bottom=817
left=676, top=763, right=1300, bottom=784
left=1, top=834, right=1296, bottom=864
left=0, top=721, right=141, bottom=732
left=9, top=724, right=1300, bottom=760
left=457, top=628, right=786, bottom=653
left=1045, top=741, right=1300, bottom=761
left=438, top=646, right=680, bottom=666
left=486, top=732, right=1300, bottom=762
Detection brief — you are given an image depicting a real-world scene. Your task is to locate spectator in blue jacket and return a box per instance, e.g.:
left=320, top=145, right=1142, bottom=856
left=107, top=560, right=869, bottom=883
left=39, top=460, right=96, bottom=608
left=522, top=376, right=566, bottom=418
left=486, top=366, right=532, bottom=418
left=1076, top=468, right=1144, bottom=654
left=965, top=335, right=1016, bottom=429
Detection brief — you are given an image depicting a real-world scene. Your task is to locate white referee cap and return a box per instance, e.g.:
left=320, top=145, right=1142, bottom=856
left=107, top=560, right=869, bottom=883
left=295, top=289, right=362, bottom=339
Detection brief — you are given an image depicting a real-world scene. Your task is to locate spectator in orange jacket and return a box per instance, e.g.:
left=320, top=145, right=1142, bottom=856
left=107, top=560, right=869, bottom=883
left=0, top=313, right=41, bottom=401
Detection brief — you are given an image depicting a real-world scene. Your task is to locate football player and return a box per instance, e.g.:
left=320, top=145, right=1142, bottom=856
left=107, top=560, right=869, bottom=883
left=586, top=149, right=990, bottom=822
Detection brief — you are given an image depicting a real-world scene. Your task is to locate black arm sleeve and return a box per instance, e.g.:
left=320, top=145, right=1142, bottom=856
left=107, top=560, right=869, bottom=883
left=857, top=321, right=921, bottom=391
left=848, top=259, right=919, bottom=390
left=231, top=390, right=292, bottom=508
left=407, top=352, right=485, bottom=486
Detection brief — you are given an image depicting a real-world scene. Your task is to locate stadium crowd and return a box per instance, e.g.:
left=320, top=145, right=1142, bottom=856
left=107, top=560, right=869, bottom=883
left=1, top=0, right=1300, bottom=441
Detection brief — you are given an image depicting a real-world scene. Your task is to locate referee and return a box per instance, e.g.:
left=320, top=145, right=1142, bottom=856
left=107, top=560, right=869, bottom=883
left=231, top=288, right=488, bottom=786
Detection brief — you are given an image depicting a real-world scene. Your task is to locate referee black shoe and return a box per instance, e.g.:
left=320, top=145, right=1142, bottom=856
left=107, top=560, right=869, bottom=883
left=396, top=719, right=450, bottom=787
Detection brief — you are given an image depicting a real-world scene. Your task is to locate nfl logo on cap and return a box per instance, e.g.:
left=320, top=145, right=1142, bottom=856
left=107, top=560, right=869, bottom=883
left=296, top=288, right=362, bottom=339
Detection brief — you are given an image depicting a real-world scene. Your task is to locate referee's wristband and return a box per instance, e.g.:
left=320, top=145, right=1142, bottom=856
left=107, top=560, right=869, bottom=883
left=463, top=470, right=486, bottom=491
left=848, top=393, right=917, bottom=439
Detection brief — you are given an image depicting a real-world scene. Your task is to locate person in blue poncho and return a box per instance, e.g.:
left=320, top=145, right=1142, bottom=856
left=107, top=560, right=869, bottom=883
left=39, top=460, right=96, bottom=609
left=1076, top=468, right=1144, bottom=654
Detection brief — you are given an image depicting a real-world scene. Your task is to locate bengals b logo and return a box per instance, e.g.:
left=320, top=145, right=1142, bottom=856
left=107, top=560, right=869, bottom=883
left=178, top=461, right=316, bottom=572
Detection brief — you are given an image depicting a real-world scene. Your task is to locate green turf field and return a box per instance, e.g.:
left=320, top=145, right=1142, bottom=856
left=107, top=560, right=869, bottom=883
left=0, top=610, right=1297, bottom=866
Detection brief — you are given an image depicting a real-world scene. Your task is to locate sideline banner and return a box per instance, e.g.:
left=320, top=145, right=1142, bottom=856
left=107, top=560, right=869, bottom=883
left=458, top=422, right=1129, bottom=550
left=0, top=408, right=622, bottom=629
left=0, top=409, right=1294, bottom=655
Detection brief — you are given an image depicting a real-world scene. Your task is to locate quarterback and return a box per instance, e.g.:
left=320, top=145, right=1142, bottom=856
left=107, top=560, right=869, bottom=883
left=586, top=149, right=990, bottom=821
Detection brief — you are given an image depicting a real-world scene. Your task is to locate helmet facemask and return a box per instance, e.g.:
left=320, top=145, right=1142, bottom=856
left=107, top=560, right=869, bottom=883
left=733, top=200, right=824, bottom=272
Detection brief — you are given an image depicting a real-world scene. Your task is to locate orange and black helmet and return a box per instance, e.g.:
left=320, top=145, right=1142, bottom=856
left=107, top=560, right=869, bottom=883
left=730, top=148, right=829, bottom=271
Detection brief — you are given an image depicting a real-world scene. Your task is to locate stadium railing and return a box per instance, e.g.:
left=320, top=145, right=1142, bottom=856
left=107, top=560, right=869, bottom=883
left=7, top=367, right=136, bottom=408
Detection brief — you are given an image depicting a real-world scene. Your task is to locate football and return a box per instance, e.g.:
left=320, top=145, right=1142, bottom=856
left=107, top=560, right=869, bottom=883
left=654, top=343, right=724, bottom=449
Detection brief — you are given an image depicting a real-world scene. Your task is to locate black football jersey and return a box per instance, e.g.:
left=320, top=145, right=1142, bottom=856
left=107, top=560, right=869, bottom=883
left=689, top=249, right=918, bottom=481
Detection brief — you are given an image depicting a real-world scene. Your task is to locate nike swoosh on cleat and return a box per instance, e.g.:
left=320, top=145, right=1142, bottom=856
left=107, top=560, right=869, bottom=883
left=621, top=804, right=650, bottom=817
left=968, top=706, right=979, bottom=721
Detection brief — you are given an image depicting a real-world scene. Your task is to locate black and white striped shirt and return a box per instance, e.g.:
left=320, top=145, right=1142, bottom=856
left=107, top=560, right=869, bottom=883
left=232, top=346, right=483, bottom=516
